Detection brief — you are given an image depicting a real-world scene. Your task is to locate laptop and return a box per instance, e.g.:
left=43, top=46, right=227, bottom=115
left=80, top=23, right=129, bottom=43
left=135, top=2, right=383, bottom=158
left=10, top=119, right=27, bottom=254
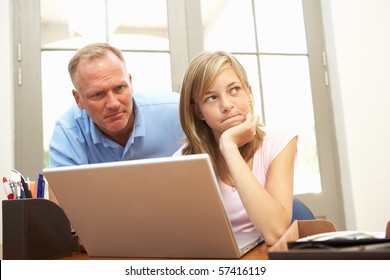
left=42, top=154, right=263, bottom=259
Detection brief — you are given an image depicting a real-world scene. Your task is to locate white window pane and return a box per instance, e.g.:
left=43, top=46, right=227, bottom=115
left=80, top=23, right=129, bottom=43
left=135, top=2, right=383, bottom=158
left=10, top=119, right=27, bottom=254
left=41, top=0, right=172, bottom=160
left=41, top=0, right=169, bottom=50
left=235, top=55, right=263, bottom=120
left=255, top=0, right=307, bottom=53
left=123, top=52, right=172, bottom=92
left=67, top=0, right=106, bottom=42
left=108, top=0, right=169, bottom=50
left=201, top=0, right=256, bottom=52
left=110, top=35, right=169, bottom=51
left=260, top=55, right=321, bottom=194
left=41, top=51, right=75, bottom=151
left=41, top=0, right=107, bottom=48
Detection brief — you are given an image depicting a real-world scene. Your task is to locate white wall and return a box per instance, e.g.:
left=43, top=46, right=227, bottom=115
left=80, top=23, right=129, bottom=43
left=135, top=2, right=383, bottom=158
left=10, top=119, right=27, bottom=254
left=0, top=0, right=13, bottom=248
left=321, top=0, right=390, bottom=231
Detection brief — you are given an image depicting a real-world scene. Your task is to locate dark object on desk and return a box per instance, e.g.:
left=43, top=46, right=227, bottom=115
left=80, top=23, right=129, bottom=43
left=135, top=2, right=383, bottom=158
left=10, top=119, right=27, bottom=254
left=291, top=198, right=315, bottom=222
left=280, top=239, right=390, bottom=260
left=288, top=238, right=390, bottom=249
left=268, top=220, right=390, bottom=260
left=2, top=199, right=74, bottom=259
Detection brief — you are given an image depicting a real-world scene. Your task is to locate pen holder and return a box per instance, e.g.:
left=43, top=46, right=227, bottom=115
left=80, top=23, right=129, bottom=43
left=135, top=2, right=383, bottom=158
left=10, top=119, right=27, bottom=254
left=2, top=199, right=75, bottom=259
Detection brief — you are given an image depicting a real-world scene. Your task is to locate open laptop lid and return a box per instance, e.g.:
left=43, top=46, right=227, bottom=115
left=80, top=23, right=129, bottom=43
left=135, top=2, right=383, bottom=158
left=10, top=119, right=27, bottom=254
left=43, top=154, right=262, bottom=258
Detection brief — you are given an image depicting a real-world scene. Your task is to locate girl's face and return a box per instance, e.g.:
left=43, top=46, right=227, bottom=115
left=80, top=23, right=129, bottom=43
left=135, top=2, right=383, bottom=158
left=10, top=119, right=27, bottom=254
left=196, top=67, right=251, bottom=139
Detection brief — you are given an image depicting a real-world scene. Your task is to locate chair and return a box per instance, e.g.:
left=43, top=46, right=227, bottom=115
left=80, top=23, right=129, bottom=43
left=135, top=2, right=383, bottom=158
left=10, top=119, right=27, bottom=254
left=291, top=197, right=315, bottom=222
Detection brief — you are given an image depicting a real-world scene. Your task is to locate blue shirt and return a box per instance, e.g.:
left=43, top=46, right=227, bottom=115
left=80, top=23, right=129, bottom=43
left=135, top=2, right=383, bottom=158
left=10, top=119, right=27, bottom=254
left=49, top=92, right=184, bottom=167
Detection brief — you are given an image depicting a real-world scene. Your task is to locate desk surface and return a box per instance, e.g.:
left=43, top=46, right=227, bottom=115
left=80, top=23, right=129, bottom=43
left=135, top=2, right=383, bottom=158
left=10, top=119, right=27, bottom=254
left=60, top=243, right=269, bottom=260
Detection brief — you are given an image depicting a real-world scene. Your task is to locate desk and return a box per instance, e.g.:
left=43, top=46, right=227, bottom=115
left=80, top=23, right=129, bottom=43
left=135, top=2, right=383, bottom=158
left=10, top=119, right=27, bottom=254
left=59, top=243, right=269, bottom=260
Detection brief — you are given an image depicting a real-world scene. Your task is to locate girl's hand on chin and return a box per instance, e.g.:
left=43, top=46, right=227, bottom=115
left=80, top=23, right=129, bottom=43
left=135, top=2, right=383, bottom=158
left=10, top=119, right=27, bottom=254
left=220, top=113, right=260, bottom=148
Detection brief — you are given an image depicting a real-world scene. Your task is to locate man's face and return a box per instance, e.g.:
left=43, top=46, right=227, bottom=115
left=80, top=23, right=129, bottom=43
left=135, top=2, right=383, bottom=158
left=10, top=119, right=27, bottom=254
left=72, top=52, right=134, bottom=139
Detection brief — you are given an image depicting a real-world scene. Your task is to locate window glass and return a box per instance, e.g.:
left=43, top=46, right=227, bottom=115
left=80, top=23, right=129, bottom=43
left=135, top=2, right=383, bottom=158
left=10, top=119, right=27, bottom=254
left=255, top=0, right=307, bottom=53
left=41, top=0, right=106, bottom=48
left=41, top=0, right=321, bottom=194
left=40, top=0, right=171, bottom=165
left=200, top=0, right=321, bottom=194
left=108, top=0, right=169, bottom=50
left=201, top=0, right=256, bottom=52
left=235, top=55, right=263, bottom=119
left=122, top=52, right=172, bottom=92
left=41, top=0, right=169, bottom=50
left=41, top=51, right=75, bottom=153
left=260, top=55, right=321, bottom=193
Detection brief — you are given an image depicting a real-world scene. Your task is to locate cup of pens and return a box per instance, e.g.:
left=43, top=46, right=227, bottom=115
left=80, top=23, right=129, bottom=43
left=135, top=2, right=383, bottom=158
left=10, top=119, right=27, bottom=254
left=2, top=169, right=75, bottom=259
left=3, top=169, right=46, bottom=200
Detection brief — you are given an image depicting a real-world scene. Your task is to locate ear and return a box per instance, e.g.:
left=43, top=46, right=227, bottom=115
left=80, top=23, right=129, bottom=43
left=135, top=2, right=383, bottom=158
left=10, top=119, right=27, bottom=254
left=192, top=104, right=204, bottom=120
left=128, top=73, right=132, bottom=84
left=128, top=74, right=134, bottom=95
left=247, top=85, right=253, bottom=100
left=72, top=89, right=84, bottom=109
left=247, top=86, right=254, bottom=108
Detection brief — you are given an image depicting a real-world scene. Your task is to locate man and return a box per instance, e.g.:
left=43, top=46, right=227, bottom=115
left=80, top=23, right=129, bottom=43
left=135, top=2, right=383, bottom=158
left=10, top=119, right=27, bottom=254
left=49, top=43, right=183, bottom=167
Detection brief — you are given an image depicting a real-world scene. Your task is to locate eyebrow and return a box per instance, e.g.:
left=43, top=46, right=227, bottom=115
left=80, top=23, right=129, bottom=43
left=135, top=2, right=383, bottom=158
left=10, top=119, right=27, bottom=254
left=205, top=81, right=239, bottom=95
left=227, top=81, right=240, bottom=88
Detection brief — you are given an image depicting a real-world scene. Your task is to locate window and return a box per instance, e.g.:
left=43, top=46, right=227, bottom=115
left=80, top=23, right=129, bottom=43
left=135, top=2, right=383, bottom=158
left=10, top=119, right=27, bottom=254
left=41, top=0, right=172, bottom=165
left=14, top=0, right=344, bottom=227
left=201, top=0, right=320, bottom=194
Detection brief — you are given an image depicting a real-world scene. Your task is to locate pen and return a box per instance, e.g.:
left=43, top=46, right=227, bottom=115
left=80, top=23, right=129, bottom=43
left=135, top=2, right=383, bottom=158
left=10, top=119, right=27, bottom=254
left=37, top=173, right=45, bottom=198
left=16, top=181, right=22, bottom=199
left=2, top=177, right=14, bottom=200
left=10, top=169, right=23, bottom=199
left=8, top=180, right=17, bottom=199
left=29, top=179, right=37, bottom=198
left=20, top=175, right=33, bottom=198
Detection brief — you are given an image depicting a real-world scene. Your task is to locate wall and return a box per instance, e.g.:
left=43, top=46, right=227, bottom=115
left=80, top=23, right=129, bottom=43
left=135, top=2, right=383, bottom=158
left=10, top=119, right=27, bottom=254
left=321, top=0, right=390, bottom=231
left=0, top=0, right=13, bottom=248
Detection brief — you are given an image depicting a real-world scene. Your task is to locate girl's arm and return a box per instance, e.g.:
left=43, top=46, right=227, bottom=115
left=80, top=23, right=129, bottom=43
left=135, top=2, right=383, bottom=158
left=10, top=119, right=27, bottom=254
left=219, top=113, right=297, bottom=246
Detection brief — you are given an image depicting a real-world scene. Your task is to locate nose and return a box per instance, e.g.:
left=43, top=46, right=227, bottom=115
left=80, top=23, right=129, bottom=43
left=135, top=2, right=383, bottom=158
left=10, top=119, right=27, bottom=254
left=105, top=92, right=120, bottom=109
left=220, top=96, right=233, bottom=112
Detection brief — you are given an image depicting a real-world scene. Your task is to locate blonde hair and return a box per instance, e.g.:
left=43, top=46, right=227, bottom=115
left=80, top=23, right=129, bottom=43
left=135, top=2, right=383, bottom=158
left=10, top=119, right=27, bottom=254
left=68, top=43, right=126, bottom=89
left=179, top=51, right=265, bottom=175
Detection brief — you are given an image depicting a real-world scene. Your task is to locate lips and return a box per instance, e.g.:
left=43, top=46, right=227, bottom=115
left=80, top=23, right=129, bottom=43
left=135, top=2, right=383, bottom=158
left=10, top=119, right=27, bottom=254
left=221, top=114, right=244, bottom=124
left=105, top=111, right=123, bottom=119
